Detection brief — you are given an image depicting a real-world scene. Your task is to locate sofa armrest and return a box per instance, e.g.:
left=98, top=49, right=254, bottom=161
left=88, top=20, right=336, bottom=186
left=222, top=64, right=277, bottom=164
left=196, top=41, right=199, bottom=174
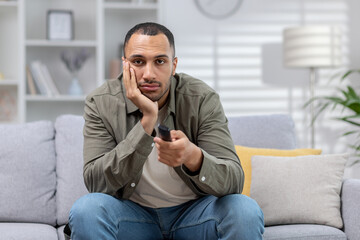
left=341, top=178, right=360, bottom=240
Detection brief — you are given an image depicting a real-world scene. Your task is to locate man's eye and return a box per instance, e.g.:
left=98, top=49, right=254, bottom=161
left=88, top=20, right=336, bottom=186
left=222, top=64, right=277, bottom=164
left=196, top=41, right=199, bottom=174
left=133, top=60, right=144, bottom=65
left=156, top=59, right=165, bottom=65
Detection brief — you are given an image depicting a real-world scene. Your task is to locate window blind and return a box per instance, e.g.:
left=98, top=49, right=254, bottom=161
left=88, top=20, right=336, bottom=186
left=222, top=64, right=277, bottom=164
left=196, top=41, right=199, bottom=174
left=175, top=0, right=349, bottom=151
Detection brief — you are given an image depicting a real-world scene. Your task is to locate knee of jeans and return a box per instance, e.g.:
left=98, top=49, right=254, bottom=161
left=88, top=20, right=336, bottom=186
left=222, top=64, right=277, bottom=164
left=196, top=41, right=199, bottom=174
left=69, top=193, right=109, bottom=222
left=220, top=194, right=264, bottom=225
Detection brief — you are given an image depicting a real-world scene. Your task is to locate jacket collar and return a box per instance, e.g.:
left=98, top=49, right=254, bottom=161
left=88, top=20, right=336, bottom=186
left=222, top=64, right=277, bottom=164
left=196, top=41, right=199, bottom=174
left=119, top=73, right=177, bottom=116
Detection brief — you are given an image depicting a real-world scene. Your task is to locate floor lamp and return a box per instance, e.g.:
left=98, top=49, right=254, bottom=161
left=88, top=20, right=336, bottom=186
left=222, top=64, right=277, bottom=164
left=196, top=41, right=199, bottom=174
left=283, top=25, right=342, bottom=148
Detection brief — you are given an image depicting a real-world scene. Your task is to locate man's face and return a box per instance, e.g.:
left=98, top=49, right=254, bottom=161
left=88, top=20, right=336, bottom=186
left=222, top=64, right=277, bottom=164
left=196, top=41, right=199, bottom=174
left=124, top=33, right=177, bottom=105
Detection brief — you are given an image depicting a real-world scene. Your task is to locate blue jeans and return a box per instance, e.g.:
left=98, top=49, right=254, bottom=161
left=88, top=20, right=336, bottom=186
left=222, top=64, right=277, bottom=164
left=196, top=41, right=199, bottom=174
left=69, top=193, right=264, bottom=240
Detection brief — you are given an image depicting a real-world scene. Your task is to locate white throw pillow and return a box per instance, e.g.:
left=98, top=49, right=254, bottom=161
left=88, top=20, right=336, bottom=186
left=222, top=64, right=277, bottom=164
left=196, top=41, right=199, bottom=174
left=250, top=154, right=348, bottom=229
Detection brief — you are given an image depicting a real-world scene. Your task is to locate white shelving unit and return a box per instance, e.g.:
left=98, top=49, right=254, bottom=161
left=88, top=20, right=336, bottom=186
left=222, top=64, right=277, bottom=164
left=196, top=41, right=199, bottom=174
left=0, top=79, right=19, bottom=86
left=25, top=95, right=86, bottom=101
left=0, top=1, right=17, bottom=6
left=0, top=0, right=160, bottom=123
left=0, top=0, right=23, bottom=123
left=103, top=2, right=158, bottom=9
left=23, top=0, right=98, bottom=121
left=26, top=40, right=98, bottom=47
left=102, top=0, right=160, bottom=80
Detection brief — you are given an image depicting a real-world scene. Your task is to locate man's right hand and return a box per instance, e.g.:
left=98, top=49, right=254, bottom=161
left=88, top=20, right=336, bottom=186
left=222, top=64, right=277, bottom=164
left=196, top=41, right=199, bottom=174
left=123, top=61, right=158, bottom=135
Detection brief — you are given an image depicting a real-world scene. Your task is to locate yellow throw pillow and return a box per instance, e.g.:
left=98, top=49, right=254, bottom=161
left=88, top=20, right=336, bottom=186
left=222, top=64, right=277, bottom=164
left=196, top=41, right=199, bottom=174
left=234, top=145, right=322, bottom=196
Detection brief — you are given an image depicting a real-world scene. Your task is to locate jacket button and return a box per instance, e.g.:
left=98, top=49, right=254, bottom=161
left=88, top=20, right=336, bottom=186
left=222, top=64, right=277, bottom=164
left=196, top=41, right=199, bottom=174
left=201, top=176, right=206, bottom=182
left=131, top=183, right=136, bottom=187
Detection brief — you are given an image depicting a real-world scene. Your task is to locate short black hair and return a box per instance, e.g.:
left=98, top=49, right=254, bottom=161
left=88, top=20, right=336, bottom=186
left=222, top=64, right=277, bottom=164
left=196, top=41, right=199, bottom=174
left=123, top=22, right=175, bottom=57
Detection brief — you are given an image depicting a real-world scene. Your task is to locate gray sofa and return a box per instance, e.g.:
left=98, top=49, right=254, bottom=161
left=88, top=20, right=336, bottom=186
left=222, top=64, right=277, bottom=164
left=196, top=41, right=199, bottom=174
left=0, top=114, right=359, bottom=240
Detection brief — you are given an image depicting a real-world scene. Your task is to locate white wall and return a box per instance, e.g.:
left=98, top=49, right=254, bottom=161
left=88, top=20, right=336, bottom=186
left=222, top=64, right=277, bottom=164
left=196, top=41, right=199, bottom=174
left=346, top=0, right=360, bottom=178
left=160, top=0, right=360, bottom=178
left=348, top=0, right=360, bottom=70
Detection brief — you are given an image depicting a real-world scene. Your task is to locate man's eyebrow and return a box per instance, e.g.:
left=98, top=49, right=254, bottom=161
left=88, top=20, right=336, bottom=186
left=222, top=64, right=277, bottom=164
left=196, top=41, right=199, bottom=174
left=128, top=54, right=170, bottom=59
left=128, top=54, right=144, bottom=59
left=154, top=54, right=170, bottom=59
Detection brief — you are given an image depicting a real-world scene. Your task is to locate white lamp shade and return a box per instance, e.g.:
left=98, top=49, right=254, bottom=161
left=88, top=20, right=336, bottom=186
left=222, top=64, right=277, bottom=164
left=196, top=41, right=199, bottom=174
left=283, top=25, right=342, bottom=68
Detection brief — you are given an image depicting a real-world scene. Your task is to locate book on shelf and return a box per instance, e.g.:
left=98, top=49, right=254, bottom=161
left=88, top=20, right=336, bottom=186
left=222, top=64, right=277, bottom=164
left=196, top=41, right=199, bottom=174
left=29, top=61, right=47, bottom=95
left=26, top=66, right=38, bottom=95
left=41, top=64, right=60, bottom=95
left=29, top=61, right=60, bottom=96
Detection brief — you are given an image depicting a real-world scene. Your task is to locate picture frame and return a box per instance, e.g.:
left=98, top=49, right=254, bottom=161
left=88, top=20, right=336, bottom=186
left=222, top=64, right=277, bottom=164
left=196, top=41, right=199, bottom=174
left=47, top=10, right=74, bottom=40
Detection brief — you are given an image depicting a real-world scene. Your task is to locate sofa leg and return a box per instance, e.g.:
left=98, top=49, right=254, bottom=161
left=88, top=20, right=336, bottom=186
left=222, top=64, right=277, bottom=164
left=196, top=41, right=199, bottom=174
left=64, top=223, right=71, bottom=240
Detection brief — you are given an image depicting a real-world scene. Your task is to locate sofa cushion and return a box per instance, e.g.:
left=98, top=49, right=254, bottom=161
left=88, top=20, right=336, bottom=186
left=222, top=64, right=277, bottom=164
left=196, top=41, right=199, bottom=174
left=57, top=225, right=66, bottom=240
left=0, top=223, right=58, bottom=240
left=55, top=115, right=88, bottom=226
left=227, top=114, right=296, bottom=149
left=0, top=121, right=56, bottom=225
left=264, top=224, right=347, bottom=240
left=234, top=146, right=321, bottom=196
left=250, top=154, right=347, bottom=229
left=341, top=179, right=360, bottom=240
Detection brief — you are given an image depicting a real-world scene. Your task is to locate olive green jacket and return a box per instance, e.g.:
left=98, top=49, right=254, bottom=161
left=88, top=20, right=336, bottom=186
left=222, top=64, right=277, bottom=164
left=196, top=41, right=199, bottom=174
left=83, top=73, right=244, bottom=199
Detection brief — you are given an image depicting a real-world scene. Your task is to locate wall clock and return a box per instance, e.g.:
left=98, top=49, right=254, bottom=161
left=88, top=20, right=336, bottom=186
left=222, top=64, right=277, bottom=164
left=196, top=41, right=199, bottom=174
left=194, top=0, right=243, bottom=19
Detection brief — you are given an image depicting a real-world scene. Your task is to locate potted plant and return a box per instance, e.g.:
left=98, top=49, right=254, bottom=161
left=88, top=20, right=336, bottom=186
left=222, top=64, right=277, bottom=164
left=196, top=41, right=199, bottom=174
left=308, top=69, right=360, bottom=164
left=60, top=48, right=90, bottom=95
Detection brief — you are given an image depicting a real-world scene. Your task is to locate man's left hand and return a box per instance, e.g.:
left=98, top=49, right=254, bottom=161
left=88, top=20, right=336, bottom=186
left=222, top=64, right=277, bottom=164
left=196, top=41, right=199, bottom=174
left=154, top=130, right=203, bottom=172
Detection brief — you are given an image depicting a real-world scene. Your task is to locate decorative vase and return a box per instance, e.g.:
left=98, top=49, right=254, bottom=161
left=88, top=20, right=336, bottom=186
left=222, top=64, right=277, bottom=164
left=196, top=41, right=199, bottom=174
left=68, top=75, right=83, bottom=96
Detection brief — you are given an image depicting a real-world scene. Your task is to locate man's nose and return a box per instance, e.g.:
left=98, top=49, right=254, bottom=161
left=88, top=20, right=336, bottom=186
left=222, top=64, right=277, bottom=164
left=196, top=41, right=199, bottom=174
left=143, top=63, right=156, bottom=80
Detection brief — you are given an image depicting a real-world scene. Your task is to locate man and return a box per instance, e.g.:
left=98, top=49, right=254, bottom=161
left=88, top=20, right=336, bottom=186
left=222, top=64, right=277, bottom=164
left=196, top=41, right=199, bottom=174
left=69, top=22, right=264, bottom=240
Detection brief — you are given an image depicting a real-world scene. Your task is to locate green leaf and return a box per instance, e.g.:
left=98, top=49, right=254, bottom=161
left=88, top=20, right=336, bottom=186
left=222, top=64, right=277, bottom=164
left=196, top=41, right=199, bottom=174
left=343, top=131, right=358, bottom=136
left=338, top=118, right=360, bottom=127
left=341, top=114, right=360, bottom=120
left=347, top=86, right=358, bottom=97
left=347, top=102, right=360, bottom=113
left=311, top=102, right=332, bottom=123
left=350, top=145, right=360, bottom=151
left=304, top=95, right=325, bottom=108
left=322, top=96, right=344, bottom=104
left=341, top=70, right=357, bottom=80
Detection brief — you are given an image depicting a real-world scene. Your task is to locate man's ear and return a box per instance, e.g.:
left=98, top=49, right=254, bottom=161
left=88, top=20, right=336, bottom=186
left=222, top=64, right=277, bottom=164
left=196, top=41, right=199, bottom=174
left=172, top=57, right=178, bottom=76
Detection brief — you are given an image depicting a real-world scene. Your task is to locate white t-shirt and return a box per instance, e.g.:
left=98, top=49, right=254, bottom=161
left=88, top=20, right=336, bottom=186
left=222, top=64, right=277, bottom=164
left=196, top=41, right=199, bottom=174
left=129, top=104, right=198, bottom=208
